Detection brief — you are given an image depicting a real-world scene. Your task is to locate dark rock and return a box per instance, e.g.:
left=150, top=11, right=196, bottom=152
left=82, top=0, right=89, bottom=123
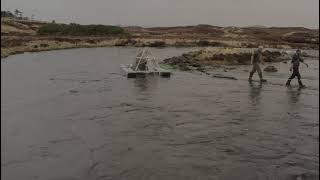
left=212, top=74, right=238, bottom=80
left=86, top=39, right=97, bottom=44
left=246, top=43, right=258, bottom=48
left=196, top=67, right=206, bottom=72
left=69, top=90, right=79, bottom=93
left=262, top=50, right=282, bottom=62
left=294, top=173, right=319, bottom=180
left=197, top=40, right=210, bottom=46
left=300, top=51, right=317, bottom=58
left=149, top=41, right=166, bottom=47
left=115, top=39, right=129, bottom=46
left=127, top=39, right=137, bottom=45
left=209, top=41, right=226, bottom=47
left=40, top=43, right=49, bottom=47
left=264, top=65, right=278, bottom=72
left=180, top=65, right=191, bottom=71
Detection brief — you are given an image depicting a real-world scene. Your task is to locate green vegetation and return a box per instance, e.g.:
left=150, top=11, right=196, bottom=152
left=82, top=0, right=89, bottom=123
left=1, top=9, right=29, bottom=20
left=14, top=9, right=23, bottom=18
left=38, top=23, right=127, bottom=36
left=159, top=63, right=178, bottom=70
left=1, top=11, right=15, bottom=17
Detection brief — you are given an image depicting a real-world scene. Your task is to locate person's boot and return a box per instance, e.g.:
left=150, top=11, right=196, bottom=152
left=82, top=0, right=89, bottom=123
left=259, top=73, right=267, bottom=82
left=285, top=79, right=291, bottom=86
left=298, top=80, right=306, bottom=88
left=248, top=72, right=253, bottom=82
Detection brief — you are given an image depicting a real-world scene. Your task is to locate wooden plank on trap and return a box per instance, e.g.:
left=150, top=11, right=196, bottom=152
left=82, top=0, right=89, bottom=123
left=121, top=64, right=171, bottom=78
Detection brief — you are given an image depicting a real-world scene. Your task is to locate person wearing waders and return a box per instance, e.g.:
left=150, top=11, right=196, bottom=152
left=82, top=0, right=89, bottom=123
left=285, top=49, right=309, bottom=88
left=248, top=47, right=266, bottom=82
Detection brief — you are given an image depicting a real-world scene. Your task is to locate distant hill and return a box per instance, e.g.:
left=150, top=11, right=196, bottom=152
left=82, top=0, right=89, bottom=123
left=1, top=18, right=319, bottom=58
left=245, top=25, right=268, bottom=28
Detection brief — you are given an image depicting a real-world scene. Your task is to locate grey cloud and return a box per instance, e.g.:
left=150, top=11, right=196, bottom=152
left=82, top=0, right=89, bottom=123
left=2, top=0, right=319, bottom=28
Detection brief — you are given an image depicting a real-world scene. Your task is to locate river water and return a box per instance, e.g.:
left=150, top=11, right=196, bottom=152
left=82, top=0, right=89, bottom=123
left=1, top=47, right=319, bottom=180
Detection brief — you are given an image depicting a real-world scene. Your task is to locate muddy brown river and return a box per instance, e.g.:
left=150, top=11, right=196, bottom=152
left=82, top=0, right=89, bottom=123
left=1, top=47, right=319, bottom=180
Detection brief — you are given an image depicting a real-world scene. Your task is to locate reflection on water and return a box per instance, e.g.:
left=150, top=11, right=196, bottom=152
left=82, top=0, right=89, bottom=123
left=248, top=81, right=263, bottom=106
left=134, top=77, right=149, bottom=92
left=286, top=86, right=302, bottom=104
left=131, top=76, right=163, bottom=102
left=133, top=76, right=159, bottom=93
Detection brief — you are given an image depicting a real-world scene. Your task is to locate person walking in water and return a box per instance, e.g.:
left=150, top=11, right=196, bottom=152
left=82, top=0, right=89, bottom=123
left=249, top=47, right=266, bottom=82
left=286, top=49, right=309, bottom=88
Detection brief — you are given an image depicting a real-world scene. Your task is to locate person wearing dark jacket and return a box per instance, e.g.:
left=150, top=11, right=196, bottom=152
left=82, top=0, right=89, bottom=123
left=286, top=49, right=309, bottom=88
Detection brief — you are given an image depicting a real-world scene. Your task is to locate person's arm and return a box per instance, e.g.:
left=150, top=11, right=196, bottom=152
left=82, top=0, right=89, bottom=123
left=300, top=57, right=309, bottom=67
left=260, top=54, right=265, bottom=65
left=251, top=54, right=253, bottom=65
left=289, top=57, right=293, bottom=71
left=289, top=63, right=293, bottom=71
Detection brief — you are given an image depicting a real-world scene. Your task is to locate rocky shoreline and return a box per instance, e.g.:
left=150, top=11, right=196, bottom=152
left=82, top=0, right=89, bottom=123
left=161, top=48, right=292, bottom=72
left=2, top=37, right=319, bottom=59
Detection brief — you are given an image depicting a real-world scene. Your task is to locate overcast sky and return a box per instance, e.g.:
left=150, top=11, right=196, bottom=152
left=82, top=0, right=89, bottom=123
left=2, top=0, right=319, bottom=28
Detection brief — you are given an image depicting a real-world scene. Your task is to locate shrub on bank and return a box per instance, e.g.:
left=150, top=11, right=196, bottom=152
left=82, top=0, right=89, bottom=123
left=1, top=11, right=15, bottom=18
left=38, top=23, right=127, bottom=36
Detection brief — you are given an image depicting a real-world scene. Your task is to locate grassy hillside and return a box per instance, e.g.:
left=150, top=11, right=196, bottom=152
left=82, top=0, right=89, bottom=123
left=38, top=23, right=126, bottom=36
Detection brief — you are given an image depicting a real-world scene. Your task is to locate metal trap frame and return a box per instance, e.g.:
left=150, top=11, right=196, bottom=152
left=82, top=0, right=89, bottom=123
left=121, top=48, right=171, bottom=78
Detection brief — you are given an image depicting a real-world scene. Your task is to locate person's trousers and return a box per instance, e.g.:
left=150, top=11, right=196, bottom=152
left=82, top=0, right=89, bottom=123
left=286, top=69, right=303, bottom=86
left=288, top=70, right=301, bottom=80
left=249, top=63, right=263, bottom=79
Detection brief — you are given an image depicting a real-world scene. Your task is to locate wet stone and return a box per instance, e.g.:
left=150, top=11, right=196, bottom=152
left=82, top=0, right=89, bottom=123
left=264, top=65, right=278, bottom=72
left=69, top=90, right=79, bottom=93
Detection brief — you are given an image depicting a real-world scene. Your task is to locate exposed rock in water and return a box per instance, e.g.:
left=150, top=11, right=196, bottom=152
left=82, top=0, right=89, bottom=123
left=115, top=39, right=129, bottom=46
left=40, top=43, right=49, bottom=48
left=69, top=90, right=79, bottom=93
left=149, top=41, right=166, bottom=47
left=163, top=48, right=290, bottom=71
left=263, top=50, right=286, bottom=62
left=212, top=74, right=238, bottom=80
left=264, top=65, right=278, bottom=72
left=196, top=40, right=226, bottom=47
left=301, top=51, right=319, bottom=58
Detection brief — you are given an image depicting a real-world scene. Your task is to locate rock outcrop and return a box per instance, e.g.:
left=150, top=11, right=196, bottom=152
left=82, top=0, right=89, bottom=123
left=163, top=48, right=290, bottom=71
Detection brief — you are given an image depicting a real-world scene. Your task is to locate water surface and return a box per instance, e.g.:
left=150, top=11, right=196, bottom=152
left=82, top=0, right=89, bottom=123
left=1, top=47, right=319, bottom=180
